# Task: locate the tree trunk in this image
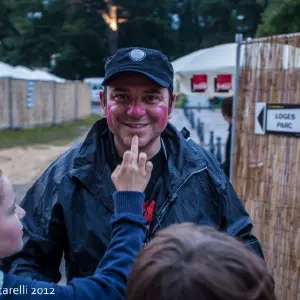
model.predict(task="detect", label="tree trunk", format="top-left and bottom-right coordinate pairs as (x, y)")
top-left (107, 27), bottom-right (118, 55)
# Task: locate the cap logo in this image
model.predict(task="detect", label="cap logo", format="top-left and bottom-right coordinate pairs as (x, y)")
top-left (129, 49), bottom-right (146, 61)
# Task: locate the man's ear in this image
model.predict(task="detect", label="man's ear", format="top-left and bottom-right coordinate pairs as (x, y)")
top-left (168, 93), bottom-right (177, 119)
top-left (99, 90), bottom-right (106, 116)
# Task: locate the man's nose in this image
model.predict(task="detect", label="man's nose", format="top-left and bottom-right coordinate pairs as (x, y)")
top-left (127, 104), bottom-right (146, 118)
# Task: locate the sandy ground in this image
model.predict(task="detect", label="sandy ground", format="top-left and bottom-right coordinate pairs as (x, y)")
top-left (0, 134), bottom-right (87, 205)
top-left (0, 145), bottom-right (69, 204)
top-left (0, 144), bottom-right (70, 185)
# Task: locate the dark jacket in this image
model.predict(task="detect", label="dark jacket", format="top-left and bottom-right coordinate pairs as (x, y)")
top-left (1, 191), bottom-right (146, 299)
top-left (5, 118), bottom-right (264, 283)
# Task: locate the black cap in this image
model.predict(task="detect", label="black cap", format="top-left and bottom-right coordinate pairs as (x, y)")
top-left (102, 47), bottom-right (174, 91)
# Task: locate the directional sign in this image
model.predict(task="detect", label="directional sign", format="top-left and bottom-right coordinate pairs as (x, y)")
top-left (266, 104), bottom-right (300, 136)
top-left (255, 102), bottom-right (266, 135)
top-left (254, 103), bottom-right (300, 136)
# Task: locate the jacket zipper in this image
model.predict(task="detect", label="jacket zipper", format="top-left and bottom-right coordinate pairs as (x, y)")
top-left (146, 165), bottom-right (208, 241)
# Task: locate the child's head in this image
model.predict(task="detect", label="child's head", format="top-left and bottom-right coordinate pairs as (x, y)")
top-left (127, 223), bottom-right (275, 300)
top-left (0, 168), bottom-right (25, 259)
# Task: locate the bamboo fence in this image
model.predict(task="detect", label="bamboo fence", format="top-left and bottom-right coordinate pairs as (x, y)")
top-left (232, 34), bottom-right (300, 300)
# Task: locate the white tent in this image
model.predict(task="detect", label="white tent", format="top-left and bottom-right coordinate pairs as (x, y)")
top-left (172, 48), bottom-right (210, 73)
top-left (31, 69), bottom-right (65, 82)
top-left (176, 43), bottom-right (238, 76)
top-left (0, 62), bottom-right (30, 79)
top-left (0, 62), bottom-right (65, 82)
top-left (173, 43), bottom-right (238, 97)
top-left (14, 66), bottom-right (38, 80)
top-left (173, 42), bottom-right (300, 97)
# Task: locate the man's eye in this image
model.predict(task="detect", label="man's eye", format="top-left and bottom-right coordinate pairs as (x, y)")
top-left (144, 95), bottom-right (159, 102)
top-left (115, 94), bottom-right (129, 101)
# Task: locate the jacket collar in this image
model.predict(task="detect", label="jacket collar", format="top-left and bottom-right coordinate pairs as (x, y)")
top-left (70, 118), bottom-right (207, 206)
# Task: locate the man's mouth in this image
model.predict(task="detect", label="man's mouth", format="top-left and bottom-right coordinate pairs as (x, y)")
top-left (124, 123), bottom-right (148, 128)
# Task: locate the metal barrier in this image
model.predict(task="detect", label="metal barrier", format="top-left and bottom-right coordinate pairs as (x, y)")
top-left (183, 105), bottom-right (224, 163)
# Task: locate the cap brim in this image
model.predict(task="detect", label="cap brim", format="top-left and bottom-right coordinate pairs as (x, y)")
top-left (102, 69), bottom-right (170, 88)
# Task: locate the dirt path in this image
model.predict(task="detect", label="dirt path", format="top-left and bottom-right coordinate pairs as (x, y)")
top-left (0, 136), bottom-right (86, 204)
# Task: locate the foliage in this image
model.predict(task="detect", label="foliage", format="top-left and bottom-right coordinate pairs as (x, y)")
top-left (175, 92), bottom-right (187, 108)
top-left (256, 0), bottom-right (300, 37)
top-left (0, 0), bottom-right (268, 79)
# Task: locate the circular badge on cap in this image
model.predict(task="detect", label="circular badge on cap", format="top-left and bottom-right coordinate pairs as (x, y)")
top-left (129, 49), bottom-right (146, 61)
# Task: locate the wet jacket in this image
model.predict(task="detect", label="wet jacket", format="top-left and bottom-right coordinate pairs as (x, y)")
top-left (5, 118), bottom-right (265, 283)
top-left (1, 191), bottom-right (147, 299)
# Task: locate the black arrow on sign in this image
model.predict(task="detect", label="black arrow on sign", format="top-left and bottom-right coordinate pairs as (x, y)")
top-left (257, 106), bottom-right (265, 131)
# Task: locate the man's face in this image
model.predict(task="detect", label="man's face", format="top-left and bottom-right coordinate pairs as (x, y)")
top-left (100, 72), bottom-right (176, 152)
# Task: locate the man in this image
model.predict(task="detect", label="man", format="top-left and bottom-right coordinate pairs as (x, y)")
top-left (5, 47), bottom-right (264, 283)
top-left (221, 96), bottom-right (233, 177)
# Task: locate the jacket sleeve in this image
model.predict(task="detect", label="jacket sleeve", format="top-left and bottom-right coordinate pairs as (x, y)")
top-left (221, 180), bottom-right (265, 260)
top-left (4, 169), bottom-right (67, 283)
top-left (2, 191), bottom-right (147, 300)
top-left (69, 194), bottom-right (147, 299)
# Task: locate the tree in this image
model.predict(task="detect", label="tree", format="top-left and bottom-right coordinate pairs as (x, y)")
top-left (51, 0), bottom-right (108, 79)
top-left (174, 0), bottom-right (204, 55)
top-left (196, 0), bottom-right (265, 48)
top-left (0, 0), bottom-right (45, 66)
top-left (168, 0), bottom-right (265, 58)
top-left (256, 0), bottom-right (300, 37)
top-left (115, 0), bottom-right (176, 58)
top-left (0, 0), bottom-right (268, 79)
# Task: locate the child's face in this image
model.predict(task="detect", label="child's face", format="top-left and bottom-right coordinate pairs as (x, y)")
top-left (0, 176), bottom-right (26, 258)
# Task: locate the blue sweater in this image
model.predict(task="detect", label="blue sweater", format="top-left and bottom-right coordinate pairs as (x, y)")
top-left (0, 191), bottom-right (147, 299)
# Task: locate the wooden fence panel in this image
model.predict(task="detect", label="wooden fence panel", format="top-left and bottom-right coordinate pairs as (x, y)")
top-left (0, 79), bottom-right (9, 129)
top-left (11, 80), bottom-right (27, 128)
top-left (0, 79), bottom-right (90, 129)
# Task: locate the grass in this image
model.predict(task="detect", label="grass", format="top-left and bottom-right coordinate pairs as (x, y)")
top-left (0, 114), bottom-right (101, 149)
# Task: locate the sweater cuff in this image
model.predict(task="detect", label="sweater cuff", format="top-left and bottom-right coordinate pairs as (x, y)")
top-left (113, 191), bottom-right (145, 217)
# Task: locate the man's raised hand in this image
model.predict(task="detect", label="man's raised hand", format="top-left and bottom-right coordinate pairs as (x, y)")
top-left (111, 135), bottom-right (153, 192)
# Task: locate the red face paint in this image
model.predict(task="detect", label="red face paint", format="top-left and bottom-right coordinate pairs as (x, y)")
top-left (152, 104), bottom-right (169, 131)
top-left (106, 104), bottom-right (116, 127)
top-left (126, 104), bottom-right (146, 118)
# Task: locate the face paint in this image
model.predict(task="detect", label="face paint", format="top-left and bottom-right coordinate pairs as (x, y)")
top-left (152, 104), bottom-right (169, 131)
top-left (106, 104), bottom-right (117, 127)
top-left (126, 104), bottom-right (146, 118)
top-left (104, 73), bottom-right (171, 159)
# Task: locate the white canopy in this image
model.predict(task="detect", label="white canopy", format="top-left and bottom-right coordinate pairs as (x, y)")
top-left (173, 42), bottom-right (300, 96)
top-left (0, 62), bottom-right (28, 79)
top-left (14, 66), bottom-right (38, 80)
top-left (171, 48), bottom-right (210, 73)
top-left (174, 42), bottom-right (300, 75)
top-left (176, 43), bottom-right (238, 75)
top-left (0, 62), bottom-right (65, 82)
top-left (31, 69), bottom-right (65, 82)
